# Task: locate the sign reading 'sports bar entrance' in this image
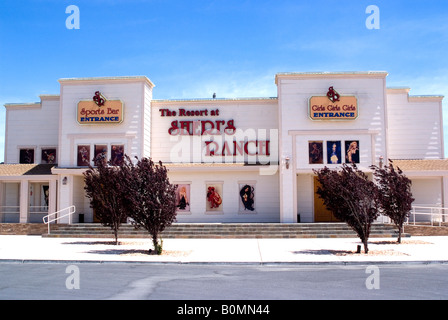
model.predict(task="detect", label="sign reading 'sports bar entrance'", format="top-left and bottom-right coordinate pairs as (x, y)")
top-left (77, 92), bottom-right (124, 124)
top-left (309, 95), bottom-right (358, 121)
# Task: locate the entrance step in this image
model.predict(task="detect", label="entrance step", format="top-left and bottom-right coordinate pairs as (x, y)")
top-left (41, 223), bottom-right (409, 239)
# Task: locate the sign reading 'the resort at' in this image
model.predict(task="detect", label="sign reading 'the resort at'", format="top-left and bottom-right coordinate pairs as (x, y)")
top-left (309, 87), bottom-right (358, 121)
top-left (77, 91), bottom-right (123, 124)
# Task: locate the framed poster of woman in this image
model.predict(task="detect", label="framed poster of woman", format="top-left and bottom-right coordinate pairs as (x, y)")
top-left (345, 140), bottom-right (360, 164)
top-left (206, 183), bottom-right (223, 213)
top-left (327, 141), bottom-right (341, 164)
top-left (308, 141), bottom-right (323, 164)
top-left (175, 184), bottom-right (191, 213)
top-left (239, 183), bottom-right (256, 213)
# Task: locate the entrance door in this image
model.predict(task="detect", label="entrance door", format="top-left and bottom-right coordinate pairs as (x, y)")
top-left (93, 208), bottom-right (100, 223)
top-left (93, 208), bottom-right (127, 223)
top-left (314, 177), bottom-right (339, 222)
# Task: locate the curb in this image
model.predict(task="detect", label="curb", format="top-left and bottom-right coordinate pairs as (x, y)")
top-left (1, 258), bottom-right (448, 266)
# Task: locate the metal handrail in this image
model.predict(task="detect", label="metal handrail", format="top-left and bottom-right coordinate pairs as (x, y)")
top-left (42, 206), bottom-right (76, 234)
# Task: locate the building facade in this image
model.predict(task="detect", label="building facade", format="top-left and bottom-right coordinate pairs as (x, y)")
top-left (1, 72), bottom-right (446, 224)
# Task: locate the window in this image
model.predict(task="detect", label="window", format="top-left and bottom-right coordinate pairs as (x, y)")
top-left (77, 145), bottom-right (90, 166)
top-left (19, 149), bottom-right (34, 164)
top-left (111, 145), bottom-right (124, 166)
top-left (94, 145), bottom-right (107, 165)
top-left (41, 148), bottom-right (57, 164)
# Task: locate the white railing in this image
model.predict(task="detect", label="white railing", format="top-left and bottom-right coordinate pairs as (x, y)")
top-left (29, 206), bottom-right (49, 213)
top-left (0, 206), bottom-right (20, 214)
top-left (406, 206), bottom-right (448, 226)
top-left (1, 206), bottom-right (49, 214)
top-left (42, 206), bottom-right (76, 234)
top-left (0, 206), bottom-right (20, 223)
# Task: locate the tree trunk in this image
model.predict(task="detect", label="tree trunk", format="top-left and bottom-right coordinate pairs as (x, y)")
top-left (150, 233), bottom-right (162, 255)
top-left (363, 237), bottom-right (369, 254)
top-left (114, 229), bottom-right (119, 245)
top-left (152, 236), bottom-right (157, 253)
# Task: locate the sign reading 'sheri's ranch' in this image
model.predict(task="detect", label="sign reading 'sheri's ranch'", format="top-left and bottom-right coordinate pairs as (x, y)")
top-left (309, 87), bottom-right (358, 121)
top-left (77, 91), bottom-right (123, 124)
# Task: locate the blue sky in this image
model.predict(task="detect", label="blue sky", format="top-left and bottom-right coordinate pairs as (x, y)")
top-left (1, 0), bottom-right (448, 161)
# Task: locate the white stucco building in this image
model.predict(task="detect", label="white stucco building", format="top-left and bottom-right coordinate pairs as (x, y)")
top-left (1, 71), bottom-right (446, 224)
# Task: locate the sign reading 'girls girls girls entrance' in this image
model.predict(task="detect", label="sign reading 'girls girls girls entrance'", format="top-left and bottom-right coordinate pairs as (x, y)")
top-left (309, 87), bottom-right (358, 121)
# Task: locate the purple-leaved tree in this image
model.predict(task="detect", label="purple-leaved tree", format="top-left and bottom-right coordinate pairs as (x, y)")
top-left (84, 158), bottom-right (128, 245)
top-left (371, 159), bottom-right (414, 243)
top-left (314, 164), bottom-right (381, 253)
top-left (121, 156), bottom-right (177, 254)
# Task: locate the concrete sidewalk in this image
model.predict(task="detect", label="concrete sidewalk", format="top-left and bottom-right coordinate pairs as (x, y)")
top-left (1, 235), bottom-right (448, 265)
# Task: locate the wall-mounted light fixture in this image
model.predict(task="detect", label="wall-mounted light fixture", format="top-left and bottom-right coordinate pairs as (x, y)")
top-left (285, 156), bottom-right (290, 170)
top-left (62, 177), bottom-right (68, 185)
